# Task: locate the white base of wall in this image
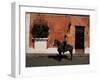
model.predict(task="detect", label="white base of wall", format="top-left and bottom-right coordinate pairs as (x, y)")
top-left (26, 48), bottom-right (76, 54)
top-left (26, 48), bottom-right (89, 54)
top-left (85, 48), bottom-right (90, 54)
top-left (26, 48), bottom-right (57, 54)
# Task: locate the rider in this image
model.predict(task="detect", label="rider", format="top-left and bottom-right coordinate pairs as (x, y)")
top-left (63, 35), bottom-right (68, 51)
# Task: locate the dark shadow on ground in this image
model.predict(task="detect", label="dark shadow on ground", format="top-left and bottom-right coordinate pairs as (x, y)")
top-left (48, 54), bottom-right (72, 61)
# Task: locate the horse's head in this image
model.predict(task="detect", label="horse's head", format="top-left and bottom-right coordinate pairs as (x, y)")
top-left (53, 39), bottom-right (60, 47)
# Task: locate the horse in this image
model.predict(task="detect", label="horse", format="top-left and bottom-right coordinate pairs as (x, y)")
top-left (53, 39), bottom-right (73, 59)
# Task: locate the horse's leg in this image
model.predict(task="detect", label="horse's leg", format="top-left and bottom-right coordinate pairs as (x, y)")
top-left (59, 51), bottom-right (61, 55)
top-left (69, 50), bottom-right (73, 60)
top-left (63, 51), bottom-right (64, 55)
top-left (58, 48), bottom-right (62, 56)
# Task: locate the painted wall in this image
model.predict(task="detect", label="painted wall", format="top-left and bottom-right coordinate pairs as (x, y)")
top-left (28, 13), bottom-right (89, 50)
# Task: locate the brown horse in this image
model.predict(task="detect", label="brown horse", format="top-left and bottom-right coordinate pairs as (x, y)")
top-left (53, 39), bottom-right (73, 59)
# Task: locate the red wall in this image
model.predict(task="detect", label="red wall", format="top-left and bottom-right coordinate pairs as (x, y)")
top-left (28, 13), bottom-right (89, 48)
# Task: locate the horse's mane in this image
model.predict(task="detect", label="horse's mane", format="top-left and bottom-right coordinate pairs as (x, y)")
top-left (56, 40), bottom-right (63, 46)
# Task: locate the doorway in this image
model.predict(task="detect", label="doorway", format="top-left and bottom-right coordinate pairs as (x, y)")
top-left (75, 26), bottom-right (84, 54)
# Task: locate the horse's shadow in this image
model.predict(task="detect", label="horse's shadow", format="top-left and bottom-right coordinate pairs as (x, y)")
top-left (48, 54), bottom-right (72, 62)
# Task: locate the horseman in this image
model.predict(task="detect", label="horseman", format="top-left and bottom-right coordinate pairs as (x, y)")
top-left (63, 35), bottom-right (68, 51)
top-left (53, 36), bottom-right (73, 59)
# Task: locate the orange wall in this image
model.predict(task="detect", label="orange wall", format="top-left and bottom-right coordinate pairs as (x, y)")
top-left (28, 13), bottom-right (89, 48)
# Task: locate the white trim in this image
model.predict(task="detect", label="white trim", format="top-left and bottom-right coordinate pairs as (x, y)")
top-left (11, 2), bottom-right (20, 77)
top-left (25, 13), bottom-right (30, 51)
top-left (26, 48), bottom-right (89, 54)
top-left (17, 2), bottom-right (96, 11)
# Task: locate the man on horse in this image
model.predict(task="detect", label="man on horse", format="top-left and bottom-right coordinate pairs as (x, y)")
top-left (63, 35), bottom-right (68, 51)
top-left (53, 36), bottom-right (73, 59)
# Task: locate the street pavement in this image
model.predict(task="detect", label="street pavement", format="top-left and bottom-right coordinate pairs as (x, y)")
top-left (26, 53), bottom-right (89, 67)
